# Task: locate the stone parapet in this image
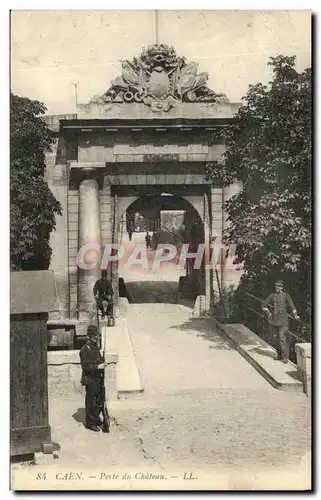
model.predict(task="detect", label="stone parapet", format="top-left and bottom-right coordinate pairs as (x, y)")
top-left (295, 343), bottom-right (311, 397)
top-left (47, 350), bottom-right (118, 401)
top-left (216, 322), bottom-right (303, 392)
top-left (76, 101), bottom-right (240, 120)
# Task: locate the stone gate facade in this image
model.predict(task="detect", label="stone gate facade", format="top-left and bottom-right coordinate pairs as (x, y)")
top-left (44, 44), bottom-right (243, 320)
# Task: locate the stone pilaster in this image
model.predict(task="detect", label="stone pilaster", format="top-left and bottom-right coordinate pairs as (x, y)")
top-left (222, 181), bottom-right (243, 292)
top-left (211, 186), bottom-right (224, 299)
top-left (78, 170), bottom-right (101, 318)
top-left (100, 186), bottom-right (112, 246)
top-left (68, 190), bottom-right (79, 319)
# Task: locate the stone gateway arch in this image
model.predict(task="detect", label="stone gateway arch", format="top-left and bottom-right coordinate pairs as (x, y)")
top-left (44, 44), bottom-right (242, 325)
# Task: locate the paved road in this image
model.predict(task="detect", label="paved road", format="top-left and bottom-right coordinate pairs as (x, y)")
top-left (126, 303), bottom-right (273, 395)
top-left (11, 281), bottom-right (311, 490)
top-left (117, 303), bottom-right (310, 484)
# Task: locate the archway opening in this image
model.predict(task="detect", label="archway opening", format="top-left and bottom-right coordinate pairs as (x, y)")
top-left (117, 194), bottom-right (205, 305)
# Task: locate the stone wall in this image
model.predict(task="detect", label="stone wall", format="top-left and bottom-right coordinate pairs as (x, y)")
top-left (77, 128), bottom-right (225, 165)
top-left (222, 181), bottom-right (243, 291)
top-left (45, 139), bottom-right (69, 318)
top-left (295, 343), bottom-right (311, 397)
top-left (48, 350), bottom-right (118, 401)
top-left (68, 190), bottom-right (79, 318)
top-left (77, 101), bottom-right (240, 120)
top-left (44, 108), bottom-right (241, 319)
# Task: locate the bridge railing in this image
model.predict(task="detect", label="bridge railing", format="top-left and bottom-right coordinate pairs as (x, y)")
top-left (213, 288), bottom-right (311, 362)
top-left (243, 292), bottom-right (311, 362)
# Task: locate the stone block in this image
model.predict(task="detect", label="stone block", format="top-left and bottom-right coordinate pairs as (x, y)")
top-left (101, 213), bottom-right (112, 223)
top-left (100, 195), bottom-right (112, 204)
top-left (68, 265), bottom-right (78, 275)
top-left (68, 230), bottom-right (78, 241)
top-left (101, 231), bottom-right (112, 241)
top-left (100, 202), bottom-right (112, 213)
top-left (68, 192), bottom-right (79, 203)
top-left (211, 222), bottom-right (223, 232)
top-left (68, 247), bottom-right (78, 259)
top-left (67, 213), bottom-right (78, 222)
top-left (68, 203), bottom-right (79, 214)
top-left (192, 295), bottom-right (210, 317)
top-left (211, 193), bottom-right (223, 203)
top-left (69, 257), bottom-right (78, 274)
top-left (68, 239), bottom-right (78, 250)
top-left (211, 187), bottom-right (223, 194)
top-left (69, 273), bottom-right (77, 284)
top-left (212, 202), bottom-right (223, 211)
top-left (68, 221), bottom-right (78, 232)
top-left (105, 352), bottom-right (118, 401)
top-left (118, 297), bottom-right (129, 314)
top-left (295, 343), bottom-right (311, 397)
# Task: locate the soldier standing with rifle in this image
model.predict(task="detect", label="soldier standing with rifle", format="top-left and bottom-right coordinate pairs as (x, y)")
top-left (79, 325), bottom-right (110, 432)
top-left (262, 279), bottom-right (300, 364)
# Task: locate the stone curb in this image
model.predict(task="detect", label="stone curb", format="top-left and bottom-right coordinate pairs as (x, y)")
top-left (102, 320), bottom-right (144, 397)
top-left (214, 320), bottom-right (303, 392)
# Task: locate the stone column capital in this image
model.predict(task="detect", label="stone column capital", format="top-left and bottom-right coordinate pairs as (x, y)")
top-left (82, 166), bottom-right (96, 175)
top-left (79, 167), bottom-right (99, 184)
top-left (69, 162), bottom-right (105, 190)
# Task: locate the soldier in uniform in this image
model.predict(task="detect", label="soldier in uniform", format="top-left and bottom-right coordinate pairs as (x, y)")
top-left (145, 232), bottom-right (152, 249)
top-left (79, 325), bottom-right (105, 432)
top-left (93, 270), bottom-right (114, 321)
top-left (262, 280), bottom-right (300, 363)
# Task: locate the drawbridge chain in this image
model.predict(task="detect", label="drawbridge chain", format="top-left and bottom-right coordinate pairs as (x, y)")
top-left (110, 194), bottom-right (119, 308)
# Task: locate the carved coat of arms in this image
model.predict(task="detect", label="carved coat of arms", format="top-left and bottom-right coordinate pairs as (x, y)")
top-left (91, 45), bottom-right (228, 112)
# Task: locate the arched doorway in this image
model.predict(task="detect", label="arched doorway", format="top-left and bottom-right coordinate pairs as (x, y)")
top-left (115, 193), bottom-right (206, 305)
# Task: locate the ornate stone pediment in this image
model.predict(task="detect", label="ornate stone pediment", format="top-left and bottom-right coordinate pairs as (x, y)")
top-left (90, 44), bottom-right (229, 112)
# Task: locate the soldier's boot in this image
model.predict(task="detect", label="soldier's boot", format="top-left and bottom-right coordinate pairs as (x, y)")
top-left (107, 316), bottom-right (115, 327)
top-left (86, 425), bottom-right (101, 432)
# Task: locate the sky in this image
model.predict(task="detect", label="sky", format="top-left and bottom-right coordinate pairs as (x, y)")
top-left (10, 10), bottom-right (311, 115)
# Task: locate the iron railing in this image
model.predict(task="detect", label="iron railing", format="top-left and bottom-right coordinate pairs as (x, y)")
top-left (244, 292), bottom-right (311, 342)
top-left (243, 292), bottom-right (311, 362)
top-left (213, 289), bottom-right (311, 362)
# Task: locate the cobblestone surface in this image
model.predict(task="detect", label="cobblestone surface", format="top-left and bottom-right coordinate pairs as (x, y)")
top-left (114, 388), bottom-right (311, 471)
top-left (118, 303), bottom-right (311, 472)
top-left (11, 301), bottom-right (311, 490)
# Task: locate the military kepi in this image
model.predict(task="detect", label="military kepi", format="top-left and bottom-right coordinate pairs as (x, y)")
top-left (87, 324), bottom-right (98, 337)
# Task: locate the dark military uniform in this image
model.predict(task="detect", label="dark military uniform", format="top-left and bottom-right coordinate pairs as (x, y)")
top-left (79, 338), bottom-right (104, 429)
top-left (93, 277), bottom-right (114, 318)
top-left (262, 291), bottom-right (297, 360)
top-left (145, 233), bottom-right (151, 249)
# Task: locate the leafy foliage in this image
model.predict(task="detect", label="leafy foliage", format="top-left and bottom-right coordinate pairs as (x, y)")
top-left (10, 93), bottom-right (62, 270)
top-left (206, 55), bottom-right (311, 325)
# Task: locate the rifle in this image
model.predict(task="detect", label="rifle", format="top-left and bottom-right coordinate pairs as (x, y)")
top-left (99, 323), bottom-right (110, 433)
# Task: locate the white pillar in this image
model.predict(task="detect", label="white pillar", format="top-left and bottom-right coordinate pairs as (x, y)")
top-left (78, 171), bottom-right (101, 318)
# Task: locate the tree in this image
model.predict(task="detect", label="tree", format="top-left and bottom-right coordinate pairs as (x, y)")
top-left (10, 93), bottom-right (62, 270)
top-left (206, 55), bottom-right (311, 324)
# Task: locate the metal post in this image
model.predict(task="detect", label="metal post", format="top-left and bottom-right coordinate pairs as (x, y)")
top-left (72, 82), bottom-right (79, 109)
top-left (155, 11), bottom-right (159, 44)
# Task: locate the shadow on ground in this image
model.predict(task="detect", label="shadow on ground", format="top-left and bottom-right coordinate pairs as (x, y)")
top-left (169, 318), bottom-right (234, 350)
top-left (286, 370), bottom-right (302, 382)
top-left (72, 408), bottom-right (85, 425)
top-left (248, 346), bottom-right (276, 358)
top-left (126, 281), bottom-right (179, 303)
